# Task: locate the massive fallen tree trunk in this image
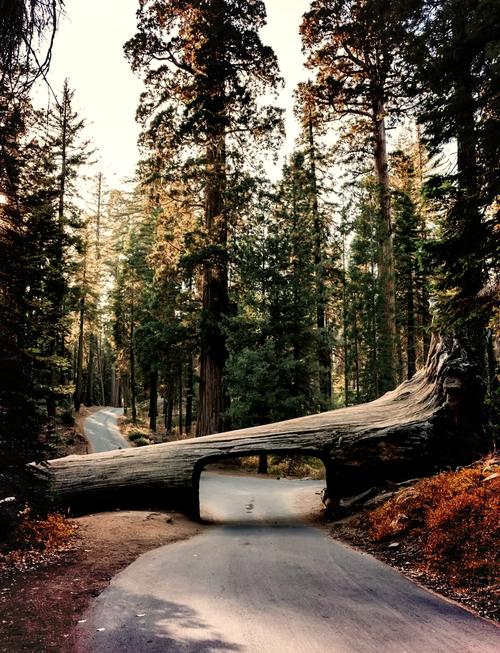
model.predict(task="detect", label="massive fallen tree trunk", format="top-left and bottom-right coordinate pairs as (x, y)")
top-left (32, 336), bottom-right (488, 517)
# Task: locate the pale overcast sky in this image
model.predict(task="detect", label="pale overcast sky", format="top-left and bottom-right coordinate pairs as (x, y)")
top-left (41, 0), bottom-right (311, 184)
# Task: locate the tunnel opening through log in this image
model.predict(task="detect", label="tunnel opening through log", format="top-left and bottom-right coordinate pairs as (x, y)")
top-left (194, 451), bottom-right (330, 523)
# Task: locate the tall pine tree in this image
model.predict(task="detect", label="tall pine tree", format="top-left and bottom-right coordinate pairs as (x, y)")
top-left (301, 0), bottom-right (419, 391)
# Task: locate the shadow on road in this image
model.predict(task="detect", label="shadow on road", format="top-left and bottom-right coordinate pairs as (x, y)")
top-left (77, 592), bottom-right (243, 653)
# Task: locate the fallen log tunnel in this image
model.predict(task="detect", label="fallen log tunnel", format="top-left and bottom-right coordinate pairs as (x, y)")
top-left (32, 336), bottom-right (488, 520)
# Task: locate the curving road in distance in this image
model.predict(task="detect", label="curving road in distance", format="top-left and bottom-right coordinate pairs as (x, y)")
top-left (83, 406), bottom-right (128, 453)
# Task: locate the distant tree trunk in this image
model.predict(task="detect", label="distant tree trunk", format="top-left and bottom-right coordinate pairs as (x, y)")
top-left (95, 173), bottom-right (102, 260)
top-left (149, 369), bottom-right (158, 432)
top-left (343, 335), bottom-right (349, 407)
top-left (47, 350), bottom-right (57, 418)
top-left (178, 366), bottom-right (183, 436)
top-left (85, 334), bottom-right (95, 406)
top-left (307, 102), bottom-right (331, 405)
top-left (406, 268), bottom-right (416, 379)
top-left (374, 101), bottom-right (397, 391)
top-left (258, 454), bottom-right (268, 474)
top-left (353, 313), bottom-right (360, 403)
top-left (396, 321), bottom-right (404, 384)
top-left (166, 397), bottom-right (173, 432)
top-left (110, 364), bottom-right (117, 407)
top-left (369, 209), bottom-right (380, 397)
top-left (197, 132), bottom-right (228, 436)
top-left (130, 322), bottom-right (137, 425)
top-left (72, 342), bottom-right (78, 383)
top-left (164, 377), bottom-right (174, 432)
top-left (74, 294), bottom-right (85, 412)
top-left (185, 357), bottom-right (194, 435)
top-left (122, 373), bottom-right (130, 417)
top-left (48, 86), bottom-right (70, 419)
top-left (98, 337), bottom-right (106, 405)
top-left (421, 283), bottom-right (432, 361)
top-left (342, 239), bottom-right (349, 407)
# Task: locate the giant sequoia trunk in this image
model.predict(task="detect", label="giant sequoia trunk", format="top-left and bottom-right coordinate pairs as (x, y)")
top-left (197, 132), bottom-right (228, 437)
top-left (34, 337), bottom-right (487, 518)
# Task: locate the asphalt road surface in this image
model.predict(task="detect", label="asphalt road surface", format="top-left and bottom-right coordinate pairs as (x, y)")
top-left (76, 473), bottom-right (499, 653)
top-left (84, 407), bottom-right (128, 453)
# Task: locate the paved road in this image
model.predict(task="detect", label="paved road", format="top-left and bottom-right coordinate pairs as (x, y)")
top-left (84, 407), bottom-right (128, 453)
top-left (76, 474), bottom-right (499, 653)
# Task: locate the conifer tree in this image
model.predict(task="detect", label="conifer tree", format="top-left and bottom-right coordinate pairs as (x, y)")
top-left (0, 99), bottom-right (72, 471)
top-left (125, 0), bottom-right (283, 435)
top-left (0, 100), bottom-right (48, 468)
top-left (405, 0), bottom-right (500, 368)
top-left (295, 83), bottom-right (337, 407)
top-left (226, 156), bottom-right (322, 426)
top-left (342, 188), bottom-right (380, 402)
top-left (391, 146), bottom-right (432, 379)
top-left (1, 1), bottom-right (63, 475)
top-left (45, 80), bottom-right (92, 417)
top-left (301, 0), bottom-right (418, 391)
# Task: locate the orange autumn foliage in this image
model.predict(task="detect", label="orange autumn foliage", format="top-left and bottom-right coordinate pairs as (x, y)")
top-left (15, 508), bottom-right (76, 551)
top-left (368, 458), bottom-right (499, 585)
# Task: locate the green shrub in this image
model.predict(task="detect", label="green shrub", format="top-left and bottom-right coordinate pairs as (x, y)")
top-left (128, 430), bottom-right (147, 441)
top-left (134, 436), bottom-right (151, 447)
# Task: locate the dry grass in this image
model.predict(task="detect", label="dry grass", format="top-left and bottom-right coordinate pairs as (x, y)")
top-left (367, 456), bottom-right (500, 587)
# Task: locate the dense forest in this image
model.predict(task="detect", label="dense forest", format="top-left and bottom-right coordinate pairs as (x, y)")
top-left (0, 0), bottom-right (499, 505)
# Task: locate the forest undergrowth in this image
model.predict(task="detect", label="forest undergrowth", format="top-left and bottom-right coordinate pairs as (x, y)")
top-left (329, 455), bottom-right (500, 621)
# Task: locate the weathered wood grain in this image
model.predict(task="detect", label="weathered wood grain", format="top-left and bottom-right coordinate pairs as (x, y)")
top-left (32, 335), bottom-right (487, 517)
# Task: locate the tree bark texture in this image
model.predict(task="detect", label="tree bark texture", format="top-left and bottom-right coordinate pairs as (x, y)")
top-left (73, 294), bottom-right (85, 412)
top-left (185, 358), bottom-right (194, 435)
top-left (129, 318), bottom-right (137, 424)
top-left (35, 336), bottom-right (488, 518)
top-left (121, 373), bottom-right (130, 417)
top-left (149, 370), bottom-right (158, 432)
top-left (197, 133), bottom-right (228, 436)
top-left (85, 334), bottom-right (94, 406)
top-left (97, 340), bottom-right (106, 406)
top-left (178, 365), bottom-right (183, 436)
top-left (110, 365), bottom-right (118, 408)
top-left (164, 383), bottom-right (173, 433)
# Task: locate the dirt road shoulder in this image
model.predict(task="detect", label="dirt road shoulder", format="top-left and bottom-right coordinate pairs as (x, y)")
top-left (0, 510), bottom-right (202, 653)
